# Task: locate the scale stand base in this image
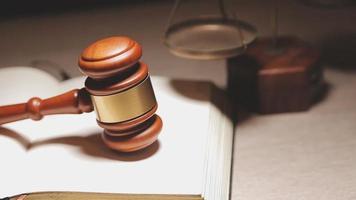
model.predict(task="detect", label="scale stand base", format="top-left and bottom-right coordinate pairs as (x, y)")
top-left (227, 36), bottom-right (325, 114)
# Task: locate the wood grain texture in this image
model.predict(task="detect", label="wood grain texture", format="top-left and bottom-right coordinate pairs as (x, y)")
top-left (0, 88), bottom-right (93, 125)
top-left (78, 36), bottom-right (162, 152)
top-left (0, 36), bottom-right (161, 152)
top-left (227, 36), bottom-right (324, 114)
top-left (79, 36), bottom-right (142, 80)
top-left (102, 114), bottom-right (162, 152)
top-left (85, 62), bottom-right (148, 96)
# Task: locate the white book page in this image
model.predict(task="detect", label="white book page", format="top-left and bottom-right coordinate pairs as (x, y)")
top-left (0, 72), bottom-right (212, 198)
top-left (0, 67), bottom-right (60, 104)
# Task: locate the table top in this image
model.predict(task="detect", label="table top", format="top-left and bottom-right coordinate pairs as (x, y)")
top-left (232, 68), bottom-right (356, 200)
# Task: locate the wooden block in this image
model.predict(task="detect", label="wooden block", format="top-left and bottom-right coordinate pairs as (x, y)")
top-left (227, 36), bottom-right (325, 114)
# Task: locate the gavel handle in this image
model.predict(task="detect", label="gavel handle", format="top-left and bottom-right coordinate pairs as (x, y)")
top-left (0, 88), bottom-right (93, 125)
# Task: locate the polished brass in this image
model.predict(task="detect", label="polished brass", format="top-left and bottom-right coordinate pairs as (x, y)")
top-left (164, 17), bottom-right (257, 60)
top-left (163, 0), bottom-right (257, 60)
top-left (91, 76), bottom-right (156, 123)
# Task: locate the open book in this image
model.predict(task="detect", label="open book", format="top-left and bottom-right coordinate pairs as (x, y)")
top-left (0, 67), bottom-right (234, 200)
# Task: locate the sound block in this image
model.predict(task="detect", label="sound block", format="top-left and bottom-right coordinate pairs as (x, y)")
top-left (227, 36), bottom-right (325, 114)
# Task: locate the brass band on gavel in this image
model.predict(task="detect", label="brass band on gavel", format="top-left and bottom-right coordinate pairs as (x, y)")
top-left (91, 76), bottom-right (157, 123)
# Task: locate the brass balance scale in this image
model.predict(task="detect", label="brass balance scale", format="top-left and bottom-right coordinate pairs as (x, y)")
top-left (163, 0), bottom-right (324, 114)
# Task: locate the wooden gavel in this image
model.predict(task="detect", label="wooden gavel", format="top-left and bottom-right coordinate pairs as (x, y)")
top-left (0, 36), bottom-right (163, 152)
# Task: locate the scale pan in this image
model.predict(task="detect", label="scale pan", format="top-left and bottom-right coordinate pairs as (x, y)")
top-left (164, 17), bottom-right (257, 60)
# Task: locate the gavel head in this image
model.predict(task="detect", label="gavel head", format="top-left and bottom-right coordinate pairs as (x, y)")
top-left (78, 36), bottom-right (162, 152)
